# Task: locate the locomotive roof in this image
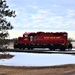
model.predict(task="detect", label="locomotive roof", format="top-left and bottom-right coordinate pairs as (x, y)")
top-left (23, 32), bottom-right (67, 36)
top-left (23, 32), bottom-right (67, 34)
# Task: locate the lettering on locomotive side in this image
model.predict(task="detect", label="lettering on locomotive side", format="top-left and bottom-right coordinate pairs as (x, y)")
top-left (44, 37), bottom-right (61, 39)
top-left (44, 37), bottom-right (50, 39)
top-left (55, 37), bottom-right (60, 39)
top-left (49, 37), bottom-right (55, 39)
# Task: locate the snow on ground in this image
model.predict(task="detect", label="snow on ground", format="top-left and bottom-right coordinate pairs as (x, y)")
top-left (0, 49), bottom-right (75, 66)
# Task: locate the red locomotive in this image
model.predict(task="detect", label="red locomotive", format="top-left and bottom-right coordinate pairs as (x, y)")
top-left (14, 32), bottom-right (72, 51)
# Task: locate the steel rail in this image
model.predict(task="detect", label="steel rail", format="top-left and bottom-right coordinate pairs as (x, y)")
top-left (0, 49), bottom-right (75, 55)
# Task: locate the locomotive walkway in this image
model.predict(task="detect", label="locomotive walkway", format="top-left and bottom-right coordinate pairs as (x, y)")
top-left (0, 48), bottom-right (75, 55)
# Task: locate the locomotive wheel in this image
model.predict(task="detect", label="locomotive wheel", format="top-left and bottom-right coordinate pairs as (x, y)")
top-left (60, 48), bottom-right (66, 51)
top-left (31, 48), bottom-right (33, 50)
top-left (23, 47), bottom-right (25, 50)
top-left (27, 48), bottom-right (30, 50)
top-left (49, 48), bottom-right (54, 51)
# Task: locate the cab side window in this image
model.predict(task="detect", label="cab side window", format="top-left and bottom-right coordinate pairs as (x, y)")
top-left (30, 36), bottom-right (34, 41)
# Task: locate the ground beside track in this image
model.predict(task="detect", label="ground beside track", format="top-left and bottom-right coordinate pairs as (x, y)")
top-left (0, 64), bottom-right (75, 75)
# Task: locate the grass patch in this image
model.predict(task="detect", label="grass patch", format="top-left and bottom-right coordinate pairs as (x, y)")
top-left (0, 54), bottom-right (14, 59)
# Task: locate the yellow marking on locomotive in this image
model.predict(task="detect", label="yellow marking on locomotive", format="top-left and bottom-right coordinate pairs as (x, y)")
top-left (55, 37), bottom-right (60, 39)
top-left (24, 38), bottom-right (28, 40)
top-left (44, 37), bottom-right (49, 39)
top-left (50, 37), bottom-right (55, 39)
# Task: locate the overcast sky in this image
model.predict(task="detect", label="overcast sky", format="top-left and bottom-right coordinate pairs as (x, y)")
top-left (6, 0), bottom-right (75, 39)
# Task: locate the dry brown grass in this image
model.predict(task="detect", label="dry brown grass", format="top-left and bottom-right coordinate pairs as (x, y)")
top-left (0, 64), bottom-right (75, 75)
top-left (0, 54), bottom-right (14, 59)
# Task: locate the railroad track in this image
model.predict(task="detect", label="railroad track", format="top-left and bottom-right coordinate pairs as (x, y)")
top-left (0, 49), bottom-right (75, 55)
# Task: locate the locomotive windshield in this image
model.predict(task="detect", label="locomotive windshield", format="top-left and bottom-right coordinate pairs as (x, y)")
top-left (24, 35), bottom-right (28, 38)
top-left (64, 34), bottom-right (67, 36)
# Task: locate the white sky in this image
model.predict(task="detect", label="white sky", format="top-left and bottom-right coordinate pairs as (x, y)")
top-left (6, 0), bottom-right (75, 39)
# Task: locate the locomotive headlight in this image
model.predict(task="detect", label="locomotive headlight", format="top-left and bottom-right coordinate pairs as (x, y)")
top-left (62, 44), bottom-right (64, 45)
